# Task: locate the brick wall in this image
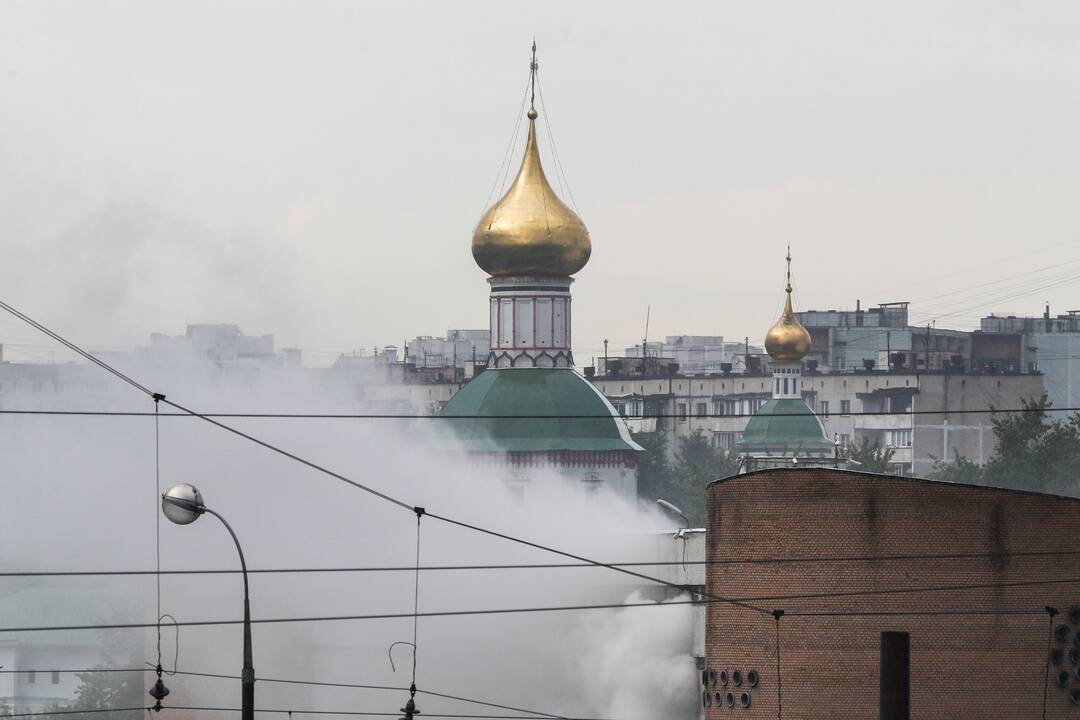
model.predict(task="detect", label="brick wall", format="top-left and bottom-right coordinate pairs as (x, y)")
top-left (703, 467), bottom-right (1080, 719)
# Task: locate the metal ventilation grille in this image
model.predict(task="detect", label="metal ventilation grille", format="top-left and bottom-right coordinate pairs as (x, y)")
top-left (1051, 606), bottom-right (1080, 706)
top-left (700, 665), bottom-right (761, 710)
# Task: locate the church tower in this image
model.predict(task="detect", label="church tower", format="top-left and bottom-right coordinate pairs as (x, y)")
top-left (471, 47), bottom-right (590, 369)
top-left (441, 44), bottom-right (641, 496)
top-left (737, 249), bottom-right (836, 471)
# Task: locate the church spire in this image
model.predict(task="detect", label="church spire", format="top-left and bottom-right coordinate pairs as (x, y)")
top-left (765, 247), bottom-right (811, 364)
top-left (471, 42), bottom-right (591, 278)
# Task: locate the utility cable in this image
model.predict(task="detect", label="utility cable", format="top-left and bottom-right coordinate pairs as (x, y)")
top-left (535, 70), bottom-right (579, 213)
top-left (424, 510), bottom-right (769, 616)
top-left (157, 396), bottom-right (414, 513)
top-left (0, 406), bottom-right (1075, 419)
top-left (0, 300), bottom-right (154, 396)
top-left (5, 547), bottom-right (1080, 577)
top-left (1043, 606), bottom-right (1058, 720)
top-left (773, 609), bottom-right (783, 720)
top-left (153, 396), bottom-right (164, 670)
top-left (412, 510), bottom-right (423, 684)
top-left (1, 575), bottom-right (1076, 634)
top-left (482, 74), bottom-right (531, 213)
top-left (0, 707), bottom-right (596, 720)
top-left (0, 299), bottom-right (764, 616)
top-left (3, 299), bottom-right (1059, 621)
top-left (0, 669), bottom-right (579, 720)
top-left (162, 708), bottom-right (596, 719)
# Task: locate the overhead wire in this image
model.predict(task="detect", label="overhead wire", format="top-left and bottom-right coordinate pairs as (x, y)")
top-left (2, 573), bottom-right (1077, 635)
top-left (535, 68), bottom-right (579, 213)
top-left (8, 545), bottom-right (1080, 578)
top-left (0, 297), bottom-right (768, 617)
top-left (0, 669), bottom-right (573, 720)
top-left (0, 707), bottom-right (599, 720)
top-left (0, 405), bottom-right (1075, 419)
top-left (482, 74), bottom-right (532, 213)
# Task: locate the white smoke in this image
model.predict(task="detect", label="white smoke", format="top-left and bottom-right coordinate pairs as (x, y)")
top-left (0, 361), bottom-right (698, 720)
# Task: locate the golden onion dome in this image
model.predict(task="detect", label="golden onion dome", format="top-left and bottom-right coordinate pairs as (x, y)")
top-left (765, 283), bottom-right (812, 363)
top-left (472, 109), bottom-right (591, 277)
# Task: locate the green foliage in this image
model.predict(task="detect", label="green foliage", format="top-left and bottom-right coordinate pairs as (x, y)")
top-left (34, 628), bottom-right (144, 720)
top-left (634, 429), bottom-right (737, 526)
top-left (847, 439), bottom-right (896, 474)
top-left (929, 395), bottom-right (1080, 495)
top-left (34, 668), bottom-right (144, 720)
top-left (632, 430), bottom-right (675, 503)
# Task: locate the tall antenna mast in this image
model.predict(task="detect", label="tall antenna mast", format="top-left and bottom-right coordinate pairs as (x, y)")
top-left (643, 305), bottom-right (651, 356)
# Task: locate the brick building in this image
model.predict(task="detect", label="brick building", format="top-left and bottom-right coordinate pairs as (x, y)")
top-left (703, 467), bottom-right (1078, 719)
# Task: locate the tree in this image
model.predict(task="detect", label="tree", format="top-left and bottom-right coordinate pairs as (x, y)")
top-left (35, 626), bottom-right (144, 720)
top-left (669, 430), bottom-right (738, 526)
top-left (847, 439), bottom-right (896, 474)
top-left (929, 395), bottom-right (1080, 496)
top-left (634, 429), bottom-right (737, 526)
top-left (35, 668), bottom-right (143, 720)
top-left (632, 430), bottom-right (676, 507)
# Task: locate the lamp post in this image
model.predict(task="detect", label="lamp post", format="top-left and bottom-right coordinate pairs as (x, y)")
top-left (161, 484), bottom-right (254, 720)
top-left (656, 498), bottom-right (690, 529)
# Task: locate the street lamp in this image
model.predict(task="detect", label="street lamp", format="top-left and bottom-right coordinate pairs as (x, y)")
top-left (656, 498), bottom-right (690, 529)
top-left (161, 483), bottom-right (254, 720)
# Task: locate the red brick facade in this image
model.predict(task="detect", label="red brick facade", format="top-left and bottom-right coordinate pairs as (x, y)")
top-left (704, 467), bottom-right (1080, 719)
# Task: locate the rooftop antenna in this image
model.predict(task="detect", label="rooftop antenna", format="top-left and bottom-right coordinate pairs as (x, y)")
top-left (643, 305), bottom-right (651, 358)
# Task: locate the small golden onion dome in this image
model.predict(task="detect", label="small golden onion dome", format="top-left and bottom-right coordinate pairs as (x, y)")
top-left (472, 110), bottom-right (591, 277)
top-left (765, 284), bottom-right (811, 363)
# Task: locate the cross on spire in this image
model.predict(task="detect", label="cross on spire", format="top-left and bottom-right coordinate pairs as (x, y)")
top-left (785, 245), bottom-right (792, 293)
top-left (529, 40), bottom-right (538, 113)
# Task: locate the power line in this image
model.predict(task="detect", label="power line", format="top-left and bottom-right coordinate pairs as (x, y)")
top-left (0, 299), bottom-right (765, 618)
top-left (0, 598), bottom-right (707, 635)
top-left (0, 669), bottom-right (573, 720)
top-left (0, 300), bottom-right (154, 396)
top-left (0, 707), bottom-right (594, 720)
top-left (8, 546), bottom-right (1080, 578)
top-left (783, 608), bottom-right (1045, 618)
top-left (0, 405), bottom-right (1075, 419)
top-left (3, 573), bottom-right (1076, 635)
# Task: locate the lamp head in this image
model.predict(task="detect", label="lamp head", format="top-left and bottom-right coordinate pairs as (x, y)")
top-left (161, 483), bottom-right (206, 525)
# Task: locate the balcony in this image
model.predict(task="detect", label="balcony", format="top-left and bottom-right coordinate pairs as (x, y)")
top-left (853, 413), bottom-right (913, 431)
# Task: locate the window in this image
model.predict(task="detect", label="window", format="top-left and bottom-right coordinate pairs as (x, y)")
top-left (819, 400), bottom-right (830, 415)
top-left (880, 632), bottom-right (910, 720)
top-left (716, 432), bottom-right (737, 450)
top-left (695, 402), bottom-right (708, 417)
top-left (51, 672), bottom-right (60, 685)
top-left (28, 672), bottom-right (35, 684)
top-left (677, 403), bottom-right (687, 421)
top-left (840, 433), bottom-right (851, 449)
top-left (886, 430), bottom-right (912, 448)
top-left (840, 400), bottom-right (851, 415)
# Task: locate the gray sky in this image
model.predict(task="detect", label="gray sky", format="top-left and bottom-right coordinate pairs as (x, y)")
top-left (2, 1), bottom-right (1079, 364)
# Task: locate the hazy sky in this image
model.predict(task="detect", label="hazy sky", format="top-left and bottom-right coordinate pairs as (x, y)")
top-left (2, 1), bottom-right (1079, 364)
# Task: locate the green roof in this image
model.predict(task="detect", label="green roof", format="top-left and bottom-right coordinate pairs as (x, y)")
top-left (737, 398), bottom-right (834, 453)
top-left (440, 368), bottom-right (642, 453)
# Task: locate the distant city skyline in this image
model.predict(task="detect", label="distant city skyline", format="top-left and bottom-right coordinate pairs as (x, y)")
top-left (2, 1), bottom-right (1078, 364)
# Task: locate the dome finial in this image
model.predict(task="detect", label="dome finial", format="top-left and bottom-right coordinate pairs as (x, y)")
top-left (471, 43), bottom-right (591, 277)
top-left (528, 39), bottom-right (539, 120)
top-left (785, 244), bottom-right (792, 293)
top-left (765, 247), bottom-right (811, 363)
